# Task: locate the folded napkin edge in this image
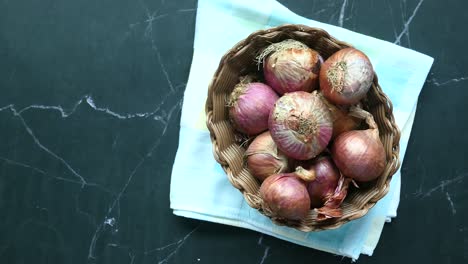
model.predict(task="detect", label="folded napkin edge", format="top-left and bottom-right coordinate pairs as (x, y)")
top-left (173, 209), bottom-right (361, 260)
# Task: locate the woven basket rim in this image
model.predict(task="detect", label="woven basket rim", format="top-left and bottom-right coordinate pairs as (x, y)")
top-left (205, 24), bottom-right (401, 231)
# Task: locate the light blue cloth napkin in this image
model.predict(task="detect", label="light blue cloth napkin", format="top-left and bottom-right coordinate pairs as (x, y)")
top-left (170, 0), bottom-right (433, 259)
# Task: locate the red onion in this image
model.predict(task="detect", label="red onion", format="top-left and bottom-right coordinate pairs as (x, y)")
top-left (331, 107), bottom-right (386, 182)
top-left (260, 167), bottom-right (314, 221)
top-left (302, 156), bottom-right (340, 208)
top-left (245, 131), bottom-right (288, 181)
top-left (269, 91), bottom-right (333, 160)
top-left (259, 39), bottom-right (323, 95)
top-left (228, 77), bottom-right (279, 135)
top-left (315, 175), bottom-right (351, 221)
top-left (319, 48), bottom-right (374, 105)
top-left (317, 92), bottom-right (360, 138)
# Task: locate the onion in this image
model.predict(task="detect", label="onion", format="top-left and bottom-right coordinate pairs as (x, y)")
top-left (258, 39), bottom-right (323, 95)
top-left (302, 156), bottom-right (340, 208)
top-left (269, 91), bottom-right (333, 160)
top-left (319, 48), bottom-right (374, 105)
top-left (317, 92), bottom-right (361, 138)
top-left (294, 155), bottom-right (350, 218)
top-left (315, 175), bottom-right (351, 221)
top-left (245, 131), bottom-right (288, 181)
top-left (331, 107), bottom-right (386, 182)
top-left (260, 167), bottom-right (314, 221)
top-left (228, 77), bottom-right (279, 135)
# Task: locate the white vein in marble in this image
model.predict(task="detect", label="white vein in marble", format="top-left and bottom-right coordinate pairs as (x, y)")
top-left (445, 192), bottom-right (456, 215)
top-left (257, 235), bottom-right (270, 264)
top-left (415, 173), bottom-right (467, 198)
top-left (428, 77), bottom-right (468, 86)
top-left (394, 0), bottom-right (424, 45)
top-left (338, 0), bottom-right (348, 27)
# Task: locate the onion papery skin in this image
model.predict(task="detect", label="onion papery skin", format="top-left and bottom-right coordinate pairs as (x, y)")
top-left (228, 81), bottom-right (279, 135)
top-left (317, 92), bottom-right (360, 138)
top-left (315, 176), bottom-right (351, 221)
top-left (269, 91), bottom-right (333, 160)
top-left (260, 172), bottom-right (311, 221)
top-left (304, 156), bottom-right (340, 208)
top-left (246, 131), bottom-right (288, 181)
top-left (331, 129), bottom-right (386, 182)
top-left (261, 39), bottom-right (323, 95)
top-left (319, 48), bottom-right (374, 105)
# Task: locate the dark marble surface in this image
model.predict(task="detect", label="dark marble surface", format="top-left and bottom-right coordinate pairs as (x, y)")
top-left (0, 0), bottom-right (467, 263)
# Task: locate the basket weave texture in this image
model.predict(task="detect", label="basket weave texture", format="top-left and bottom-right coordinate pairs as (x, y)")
top-left (205, 24), bottom-right (401, 231)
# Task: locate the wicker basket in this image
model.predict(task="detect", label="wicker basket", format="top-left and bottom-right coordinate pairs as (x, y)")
top-left (205, 24), bottom-right (400, 231)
